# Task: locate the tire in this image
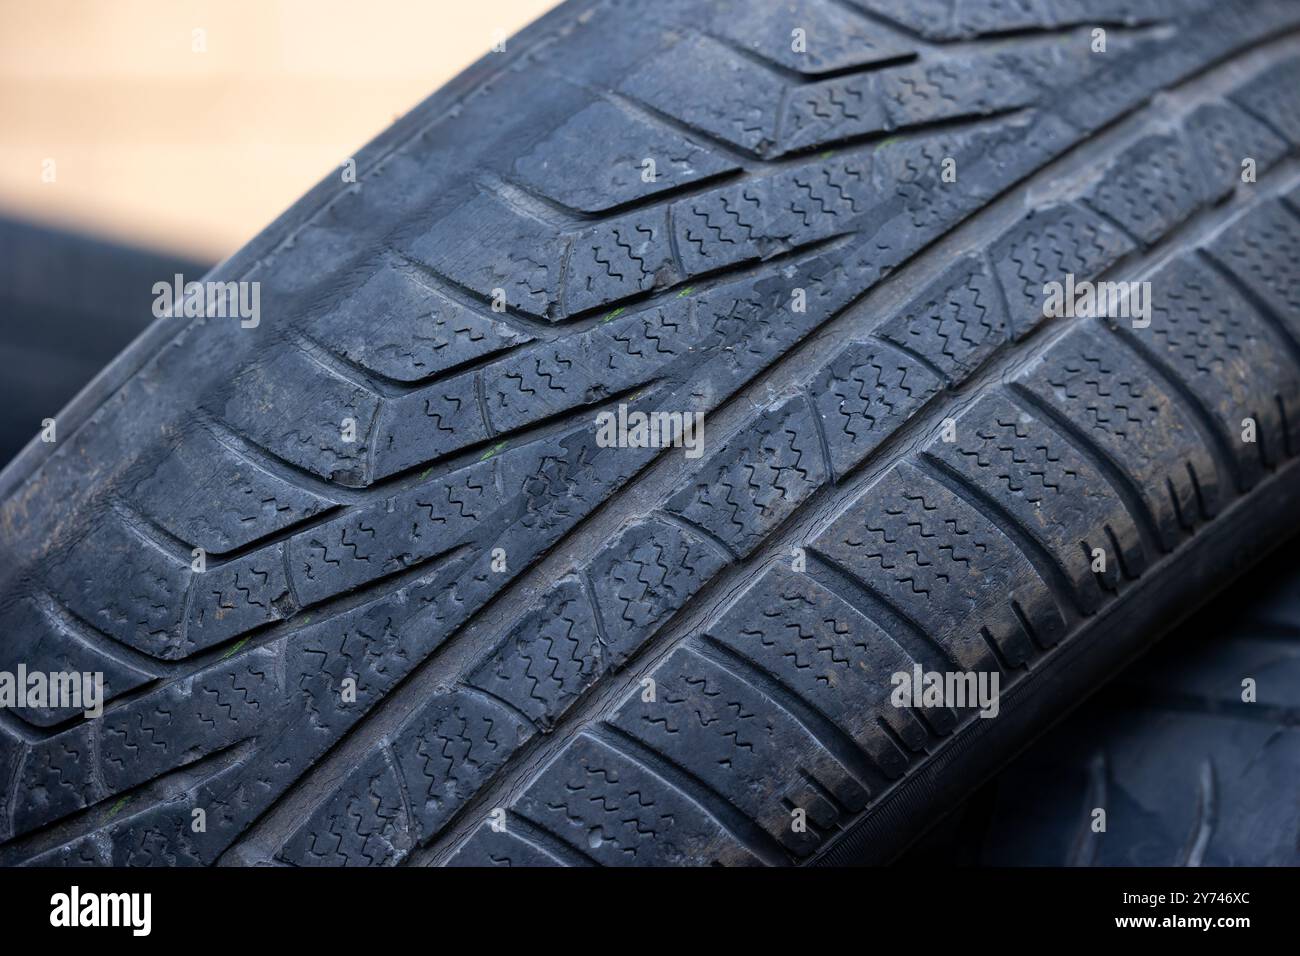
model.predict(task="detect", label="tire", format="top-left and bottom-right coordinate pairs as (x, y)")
top-left (2, 0), bottom-right (1300, 867)
top-left (902, 545), bottom-right (1300, 866)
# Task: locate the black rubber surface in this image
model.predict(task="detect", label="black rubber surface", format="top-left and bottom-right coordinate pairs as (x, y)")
top-left (2, 0), bottom-right (1300, 867)
top-left (903, 541), bottom-right (1300, 866)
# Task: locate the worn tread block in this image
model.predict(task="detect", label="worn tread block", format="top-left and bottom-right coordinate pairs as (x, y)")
top-left (406, 194), bottom-right (567, 320)
top-left (277, 749), bottom-right (412, 866)
top-left (311, 265), bottom-right (533, 383)
top-left (372, 372), bottom-right (486, 480)
top-left (186, 544), bottom-right (292, 651)
top-left (587, 517), bottom-right (729, 667)
top-left (127, 425), bottom-right (338, 555)
top-left (1206, 199), bottom-right (1300, 341)
top-left (879, 55), bottom-right (1034, 131)
top-left (924, 390), bottom-right (1147, 608)
top-left (216, 348), bottom-right (379, 487)
top-left (510, 732), bottom-right (756, 866)
top-left (11, 646), bottom-right (279, 838)
top-left (671, 155), bottom-right (875, 275)
top-left (871, 128), bottom-right (996, 236)
top-left (608, 645), bottom-right (869, 857)
top-left (1185, 101), bottom-right (1288, 203)
top-left (1048, 0), bottom-right (1210, 23)
top-left (704, 563), bottom-right (945, 766)
top-left (990, 202), bottom-right (1136, 339)
top-left (466, 577), bottom-right (604, 730)
top-left (843, 0), bottom-right (960, 40)
top-left (185, 444), bottom-right (534, 648)
top-left (670, 180), bottom-right (783, 275)
top-left (565, 210), bottom-right (679, 314)
top-left (14, 748), bottom-right (255, 867)
top-left (10, 723), bottom-right (97, 838)
top-left (1118, 255), bottom-right (1300, 484)
top-left (99, 647), bottom-right (279, 795)
top-left (387, 688), bottom-right (535, 848)
top-left (285, 458), bottom-right (494, 607)
top-left (710, 0), bottom-right (912, 76)
top-left (954, 0), bottom-right (1046, 34)
top-left (1230, 55), bottom-right (1300, 145)
top-left (512, 100), bottom-right (738, 214)
top-left (876, 253), bottom-right (1010, 384)
top-left (666, 396), bottom-right (826, 557)
top-left (44, 514), bottom-right (191, 661)
top-left (1015, 323), bottom-right (1223, 548)
top-left (778, 75), bottom-right (889, 156)
top-left (1082, 132), bottom-right (1207, 246)
top-left (1058, 30), bottom-right (1203, 133)
top-left (809, 339), bottom-right (944, 478)
top-left (619, 34), bottom-right (785, 155)
top-left (0, 597), bottom-right (154, 726)
top-left (477, 303), bottom-right (700, 440)
top-left (812, 461), bottom-right (1066, 666)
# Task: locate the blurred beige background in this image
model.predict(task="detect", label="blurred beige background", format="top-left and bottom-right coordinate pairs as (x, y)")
top-left (0, 0), bottom-right (558, 261)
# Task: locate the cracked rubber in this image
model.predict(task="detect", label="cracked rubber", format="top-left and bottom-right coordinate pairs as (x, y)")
top-left (2, 0), bottom-right (1300, 867)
